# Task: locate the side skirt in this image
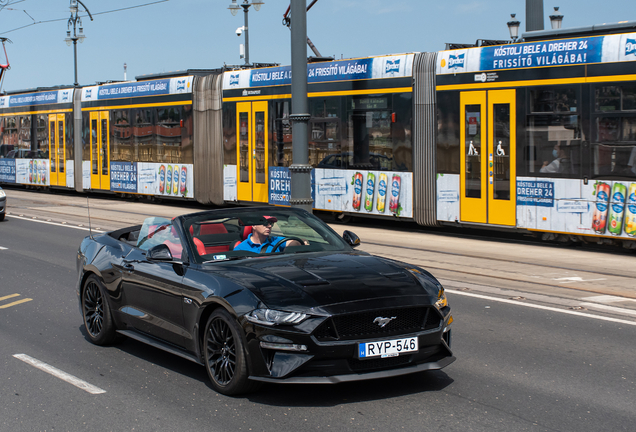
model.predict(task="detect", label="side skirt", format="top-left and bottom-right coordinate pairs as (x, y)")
top-left (116, 329), bottom-right (203, 366)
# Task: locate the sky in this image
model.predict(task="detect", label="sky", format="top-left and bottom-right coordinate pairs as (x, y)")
top-left (0, 0), bottom-right (634, 92)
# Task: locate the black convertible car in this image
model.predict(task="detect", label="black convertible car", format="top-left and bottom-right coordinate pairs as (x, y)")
top-left (76, 207), bottom-right (454, 395)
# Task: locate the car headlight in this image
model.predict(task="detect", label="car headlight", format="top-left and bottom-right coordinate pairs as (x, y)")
top-left (435, 288), bottom-right (448, 309)
top-left (0, 189), bottom-right (5, 198)
top-left (246, 309), bottom-right (308, 326)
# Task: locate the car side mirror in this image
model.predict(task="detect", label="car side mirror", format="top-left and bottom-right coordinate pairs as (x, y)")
top-left (342, 230), bottom-right (361, 248)
top-left (147, 244), bottom-right (174, 261)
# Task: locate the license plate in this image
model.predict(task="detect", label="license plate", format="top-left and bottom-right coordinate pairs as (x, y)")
top-left (358, 337), bottom-right (418, 359)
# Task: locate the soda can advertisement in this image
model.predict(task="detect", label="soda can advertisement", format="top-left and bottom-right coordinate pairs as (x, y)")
top-left (29, 160), bottom-right (33, 183)
top-left (364, 173), bottom-right (375, 212)
top-left (158, 165), bottom-right (165, 193)
top-left (608, 182), bottom-right (627, 235)
top-left (180, 166), bottom-right (187, 194)
top-left (173, 165), bottom-right (179, 195)
top-left (592, 182), bottom-right (610, 234)
top-left (377, 173), bottom-right (388, 213)
top-left (166, 165), bottom-right (173, 195)
top-left (389, 174), bottom-right (401, 214)
top-left (625, 183), bottom-right (636, 237)
top-left (352, 172), bottom-right (363, 211)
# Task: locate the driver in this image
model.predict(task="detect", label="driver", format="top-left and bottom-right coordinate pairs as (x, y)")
top-left (234, 216), bottom-right (303, 253)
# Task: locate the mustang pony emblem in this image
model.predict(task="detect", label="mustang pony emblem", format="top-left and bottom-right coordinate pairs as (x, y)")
top-left (373, 316), bottom-right (397, 328)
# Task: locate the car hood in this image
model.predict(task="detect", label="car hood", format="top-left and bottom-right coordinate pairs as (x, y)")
top-left (209, 252), bottom-right (438, 312)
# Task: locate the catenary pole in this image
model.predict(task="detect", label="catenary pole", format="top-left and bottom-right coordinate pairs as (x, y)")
top-left (289, 0), bottom-right (313, 212)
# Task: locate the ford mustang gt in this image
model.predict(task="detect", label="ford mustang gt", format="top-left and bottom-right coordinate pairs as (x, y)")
top-left (76, 207), bottom-right (454, 395)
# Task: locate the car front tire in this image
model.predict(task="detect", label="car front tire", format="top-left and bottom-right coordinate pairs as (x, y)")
top-left (82, 274), bottom-right (117, 345)
top-left (203, 309), bottom-right (260, 395)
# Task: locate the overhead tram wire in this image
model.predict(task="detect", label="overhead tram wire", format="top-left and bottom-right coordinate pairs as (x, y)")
top-left (0, 0), bottom-right (170, 35)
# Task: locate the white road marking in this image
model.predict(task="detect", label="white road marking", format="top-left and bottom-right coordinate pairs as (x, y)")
top-left (446, 289), bottom-right (636, 327)
top-left (553, 276), bottom-right (606, 283)
top-left (7, 215), bottom-right (104, 233)
top-left (583, 295), bottom-right (636, 304)
top-left (580, 303), bottom-right (636, 317)
top-left (13, 354), bottom-right (106, 395)
top-left (0, 246), bottom-right (7, 250)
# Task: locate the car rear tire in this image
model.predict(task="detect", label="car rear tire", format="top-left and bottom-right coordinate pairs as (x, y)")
top-left (82, 274), bottom-right (117, 345)
top-left (203, 309), bottom-right (260, 395)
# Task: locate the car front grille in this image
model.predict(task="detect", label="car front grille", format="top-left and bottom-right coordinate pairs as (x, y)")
top-left (313, 306), bottom-right (442, 342)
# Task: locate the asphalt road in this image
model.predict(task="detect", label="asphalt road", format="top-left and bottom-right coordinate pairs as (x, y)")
top-left (1, 190), bottom-right (636, 431)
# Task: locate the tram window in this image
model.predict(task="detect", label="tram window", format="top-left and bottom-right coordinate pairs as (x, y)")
top-left (238, 111), bottom-right (249, 182)
top-left (133, 108), bottom-right (156, 162)
top-left (19, 116), bottom-right (32, 151)
top-left (112, 109), bottom-right (132, 162)
top-left (91, 119), bottom-right (98, 175)
top-left (59, 120), bottom-right (65, 173)
top-left (527, 114), bottom-right (581, 176)
top-left (309, 98), bottom-right (342, 168)
top-left (437, 92), bottom-right (460, 174)
top-left (595, 85), bottom-right (636, 112)
top-left (82, 113), bottom-right (91, 162)
top-left (530, 88), bottom-right (577, 113)
top-left (65, 113), bottom-right (73, 160)
top-left (464, 104), bottom-right (482, 198)
top-left (272, 101), bottom-right (291, 167)
top-left (222, 104), bottom-right (237, 165)
top-left (37, 115), bottom-right (48, 159)
top-left (592, 143), bottom-right (636, 178)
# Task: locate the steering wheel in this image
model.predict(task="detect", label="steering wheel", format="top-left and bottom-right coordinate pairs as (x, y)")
top-left (261, 236), bottom-right (305, 254)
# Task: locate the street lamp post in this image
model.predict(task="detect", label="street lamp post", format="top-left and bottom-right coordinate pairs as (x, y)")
top-left (507, 13), bottom-right (521, 42)
top-left (549, 7), bottom-right (564, 30)
top-left (64, 0), bottom-right (93, 87)
top-left (228, 0), bottom-right (264, 66)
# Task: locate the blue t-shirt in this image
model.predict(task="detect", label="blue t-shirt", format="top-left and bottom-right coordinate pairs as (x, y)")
top-left (234, 235), bottom-right (285, 253)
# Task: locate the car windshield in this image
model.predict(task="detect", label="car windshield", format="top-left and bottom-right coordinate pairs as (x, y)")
top-left (137, 217), bottom-right (183, 259)
top-left (179, 208), bottom-right (350, 263)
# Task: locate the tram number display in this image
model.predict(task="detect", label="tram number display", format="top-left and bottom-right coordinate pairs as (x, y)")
top-left (358, 337), bottom-right (418, 359)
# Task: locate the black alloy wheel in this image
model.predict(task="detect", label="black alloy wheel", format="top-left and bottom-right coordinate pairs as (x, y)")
top-left (204, 309), bottom-right (259, 395)
top-left (82, 275), bottom-right (117, 345)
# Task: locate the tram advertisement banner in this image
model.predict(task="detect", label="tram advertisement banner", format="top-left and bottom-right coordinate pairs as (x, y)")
top-left (108, 162), bottom-right (194, 198)
top-left (517, 177), bottom-right (636, 239)
top-left (15, 159), bottom-right (49, 185)
top-left (268, 167), bottom-right (315, 206)
top-left (437, 32), bottom-right (636, 75)
top-left (0, 159), bottom-right (16, 183)
top-left (313, 169), bottom-right (413, 218)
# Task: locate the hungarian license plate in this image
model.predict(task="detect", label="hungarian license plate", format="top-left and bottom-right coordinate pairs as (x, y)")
top-left (358, 337), bottom-right (418, 359)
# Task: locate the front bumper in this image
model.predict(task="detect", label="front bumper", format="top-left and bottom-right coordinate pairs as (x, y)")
top-left (244, 306), bottom-right (454, 384)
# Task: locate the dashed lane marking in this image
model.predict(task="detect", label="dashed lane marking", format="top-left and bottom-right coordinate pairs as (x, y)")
top-left (0, 294), bottom-right (33, 309)
top-left (0, 246), bottom-right (7, 250)
top-left (13, 354), bottom-right (106, 395)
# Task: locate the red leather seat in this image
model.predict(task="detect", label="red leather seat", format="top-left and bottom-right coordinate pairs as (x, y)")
top-left (191, 222), bottom-right (231, 255)
top-left (233, 225), bottom-right (253, 249)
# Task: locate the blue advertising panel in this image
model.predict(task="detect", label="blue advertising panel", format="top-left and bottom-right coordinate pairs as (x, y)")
top-left (97, 79), bottom-right (171, 100)
top-left (8, 91), bottom-right (59, 107)
top-left (268, 167), bottom-right (315, 206)
top-left (0, 159), bottom-right (16, 183)
top-left (251, 58), bottom-right (374, 87)
top-left (110, 162), bottom-right (138, 193)
top-left (480, 36), bottom-right (603, 71)
top-left (517, 180), bottom-right (554, 207)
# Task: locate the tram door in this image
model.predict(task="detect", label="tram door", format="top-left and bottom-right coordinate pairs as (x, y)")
top-left (459, 89), bottom-right (516, 226)
top-left (90, 111), bottom-right (110, 190)
top-left (48, 114), bottom-right (66, 187)
top-left (236, 101), bottom-right (269, 202)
